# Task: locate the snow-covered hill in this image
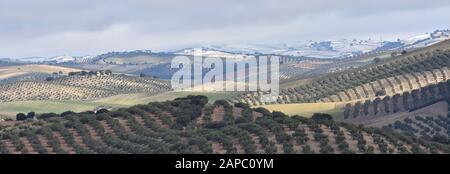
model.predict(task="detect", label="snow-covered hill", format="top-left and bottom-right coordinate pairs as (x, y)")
top-left (403, 30), bottom-right (450, 49)
top-left (47, 55), bottom-right (96, 63)
top-left (12, 30), bottom-right (450, 62)
top-left (176, 30), bottom-right (450, 59)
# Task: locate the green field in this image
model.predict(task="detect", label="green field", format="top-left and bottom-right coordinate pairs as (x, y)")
top-left (95, 91), bottom-right (235, 105)
top-left (259, 103), bottom-right (344, 120)
top-left (0, 100), bottom-right (119, 119)
top-left (0, 91), bottom-right (236, 119)
top-left (0, 93), bottom-right (343, 120)
top-left (357, 52), bottom-right (392, 63)
top-left (0, 90), bottom-right (344, 121)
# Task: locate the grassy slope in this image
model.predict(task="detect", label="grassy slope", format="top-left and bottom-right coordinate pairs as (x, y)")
top-left (0, 64), bottom-right (82, 80)
top-left (0, 100), bottom-right (118, 119)
top-left (0, 91), bottom-right (235, 119)
top-left (16, 64), bottom-right (81, 74)
top-left (259, 102), bottom-right (345, 120)
top-left (95, 91), bottom-right (236, 105)
top-left (279, 40), bottom-right (450, 92)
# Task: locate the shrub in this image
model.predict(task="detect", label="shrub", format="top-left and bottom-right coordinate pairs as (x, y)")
top-left (96, 109), bottom-right (109, 115)
top-left (61, 111), bottom-right (75, 117)
top-left (16, 113), bottom-right (27, 121)
top-left (27, 112), bottom-right (36, 119)
top-left (311, 113), bottom-right (333, 123)
top-left (234, 103), bottom-right (250, 108)
top-left (38, 113), bottom-right (60, 119)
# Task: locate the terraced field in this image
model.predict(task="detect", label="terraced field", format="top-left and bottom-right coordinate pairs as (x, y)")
top-left (95, 91), bottom-right (236, 105)
top-left (279, 60), bottom-right (332, 80)
top-left (0, 100), bottom-right (121, 119)
top-left (343, 80), bottom-right (449, 119)
top-left (257, 103), bottom-right (344, 118)
top-left (0, 72), bottom-right (61, 84)
top-left (0, 64), bottom-right (80, 80)
top-left (384, 115), bottom-right (450, 140)
top-left (322, 67), bottom-right (450, 102)
top-left (0, 96), bottom-right (447, 154)
top-left (0, 74), bottom-right (171, 103)
top-left (0, 91), bottom-right (238, 120)
top-left (232, 40), bottom-right (450, 106)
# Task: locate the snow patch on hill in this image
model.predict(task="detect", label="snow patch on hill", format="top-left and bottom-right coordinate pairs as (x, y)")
top-left (176, 30), bottom-right (450, 59)
top-left (13, 30), bottom-right (450, 62)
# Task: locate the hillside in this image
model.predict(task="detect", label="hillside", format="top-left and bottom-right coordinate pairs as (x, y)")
top-left (0, 64), bottom-right (81, 82)
top-left (0, 73), bottom-right (170, 103)
top-left (340, 80), bottom-right (450, 142)
top-left (186, 30), bottom-right (450, 59)
top-left (53, 51), bottom-right (176, 80)
top-left (0, 96), bottom-right (448, 154)
top-left (233, 39), bottom-right (450, 106)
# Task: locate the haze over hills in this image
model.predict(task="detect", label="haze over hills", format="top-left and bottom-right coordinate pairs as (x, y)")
top-left (1, 27), bottom-right (450, 154)
top-left (1, 95), bottom-right (448, 154)
top-left (4, 0), bottom-right (450, 158)
top-left (180, 29), bottom-right (450, 58)
top-left (2, 29), bottom-right (448, 63)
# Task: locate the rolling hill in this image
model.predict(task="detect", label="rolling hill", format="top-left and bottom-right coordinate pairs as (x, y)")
top-left (0, 70), bottom-right (172, 118)
top-left (0, 73), bottom-right (170, 103)
top-left (185, 30), bottom-right (450, 59)
top-left (0, 95), bottom-right (448, 154)
top-left (0, 64), bottom-right (81, 81)
top-left (233, 39), bottom-right (450, 106)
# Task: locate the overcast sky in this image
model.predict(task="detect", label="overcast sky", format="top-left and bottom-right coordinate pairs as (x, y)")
top-left (1, 0), bottom-right (450, 58)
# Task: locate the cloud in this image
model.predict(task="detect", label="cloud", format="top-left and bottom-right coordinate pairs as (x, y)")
top-left (1, 0), bottom-right (450, 57)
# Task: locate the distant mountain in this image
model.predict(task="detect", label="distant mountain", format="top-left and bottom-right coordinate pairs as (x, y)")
top-left (16, 56), bottom-right (48, 63)
top-left (174, 47), bottom-right (248, 58)
top-left (14, 55), bottom-right (95, 64)
top-left (403, 29), bottom-right (450, 49)
top-left (89, 50), bottom-right (173, 64)
top-left (47, 55), bottom-right (96, 63)
top-left (0, 95), bottom-right (447, 154)
top-left (14, 50), bottom-right (170, 64)
top-left (11, 30), bottom-right (450, 62)
top-left (177, 29), bottom-right (450, 59)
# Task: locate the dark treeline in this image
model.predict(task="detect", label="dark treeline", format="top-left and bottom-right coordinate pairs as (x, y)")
top-left (344, 79), bottom-right (450, 119)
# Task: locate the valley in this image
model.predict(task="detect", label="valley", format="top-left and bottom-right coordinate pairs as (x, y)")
top-left (1, 30), bottom-right (450, 154)
top-left (0, 95), bottom-right (448, 154)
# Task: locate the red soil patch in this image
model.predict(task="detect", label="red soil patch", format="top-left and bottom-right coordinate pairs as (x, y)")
top-left (1, 139), bottom-right (21, 154)
top-left (116, 118), bottom-right (132, 132)
top-left (249, 133), bottom-right (266, 154)
top-left (52, 132), bottom-right (76, 154)
top-left (67, 128), bottom-right (89, 150)
top-left (338, 127), bottom-right (360, 153)
top-left (361, 132), bottom-right (381, 153)
top-left (231, 138), bottom-right (245, 154)
top-left (99, 121), bottom-right (116, 137)
top-left (0, 121), bottom-right (19, 127)
top-left (37, 135), bottom-right (55, 154)
top-left (162, 111), bottom-right (176, 122)
top-left (211, 106), bottom-right (225, 122)
top-left (134, 115), bottom-right (146, 126)
top-left (20, 137), bottom-right (38, 154)
top-left (252, 111), bottom-right (263, 121)
top-left (85, 125), bottom-right (103, 141)
top-left (146, 113), bottom-right (170, 129)
top-left (211, 142), bottom-right (227, 154)
top-left (282, 126), bottom-right (302, 153)
top-left (264, 128), bottom-right (284, 154)
top-left (320, 125), bottom-right (341, 154)
top-left (232, 107), bottom-right (243, 118)
top-left (303, 126), bottom-right (321, 153)
top-left (196, 112), bottom-right (206, 125)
